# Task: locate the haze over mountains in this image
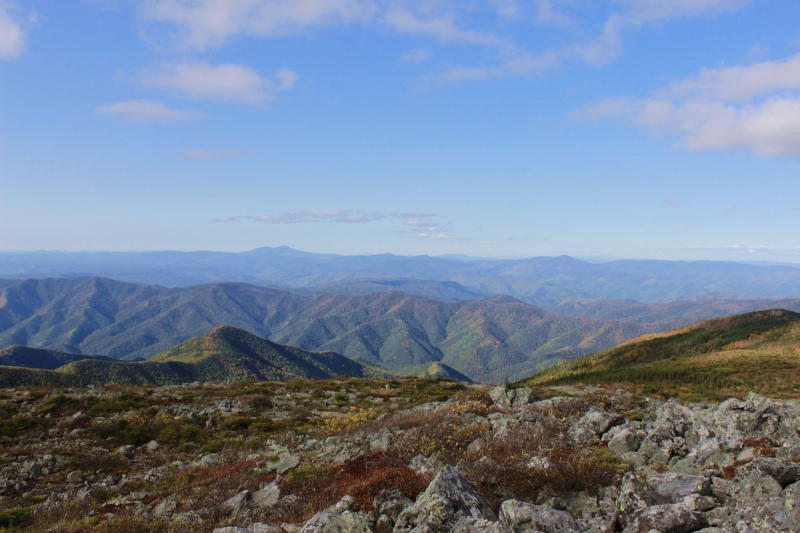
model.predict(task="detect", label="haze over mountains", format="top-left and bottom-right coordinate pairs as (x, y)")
top-left (4, 247), bottom-right (800, 307)
top-left (3, 275), bottom-right (800, 382)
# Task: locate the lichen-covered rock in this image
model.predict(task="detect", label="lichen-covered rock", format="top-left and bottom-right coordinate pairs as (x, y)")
top-left (499, 499), bottom-right (582, 532)
top-left (252, 482), bottom-right (281, 509)
top-left (570, 410), bottom-right (624, 444)
top-left (374, 489), bottom-right (413, 533)
top-left (734, 457), bottom-right (799, 488)
top-left (622, 503), bottom-right (705, 533)
top-left (393, 465), bottom-right (496, 532)
top-left (301, 495), bottom-right (372, 533)
top-left (213, 524), bottom-right (282, 533)
top-left (152, 493), bottom-right (180, 518)
top-left (451, 516), bottom-right (504, 532)
top-left (270, 451), bottom-right (301, 474)
top-left (724, 473), bottom-right (800, 531)
top-left (489, 385), bottom-right (534, 408)
top-left (223, 490), bottom-right (250, 513)
top-left (645, 472), bottom-right (711, 505)
top-left (606, 426), bottom-right (643, 455)
top-left (409, 454), bottom-right (445, 476)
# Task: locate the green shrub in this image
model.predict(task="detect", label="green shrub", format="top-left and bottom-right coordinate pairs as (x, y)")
top-left (41, 394), bottom-right (82, 414)
top-left (220, 416), bottom-right (253, 431)
top-left (92, 417), bottom-right (157, 446)
top-left (0, 507), bottom-right (32, 528)
top-left (158, 423), bottom-right (203, 448)
top-left (0, 414), bottom-right (38, 437)
top-left (86, 393), bottom-right (155, 416)
top-left (200, 439), bottom-right (226, 454)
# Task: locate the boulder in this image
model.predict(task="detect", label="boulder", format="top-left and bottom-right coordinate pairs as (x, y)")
top-left (300, 495), bottom-right (372, 533)
top-left (735, 457), bottom-right (799, 488)
top-left (222, 490), bottom-right (250, 513)
top-left (623, 503), bottom-right (705, 533)
top-left (499, 499), bottom-right (582, 532)
top-left (489, 385), bottom-right (535, 408)
top-left (374, 489), bottom-right (412, 533)
top-left (271, 451), bottom-right (301, 474)
top-left (393, 465), bottom-right (496, 532)
top-left (570, 410), bottom-right (624, 445)
top-left (252, 482), bottom-right (281, 509)
top-left (645, 472), bottom-right (711, 505)
top-left (152, 494), bottom-right (180, 518)
top-left (606, 427), bottom-right (643, 455)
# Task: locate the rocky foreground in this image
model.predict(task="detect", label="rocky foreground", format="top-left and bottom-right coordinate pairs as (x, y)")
top-left (2, 379), bottom-right (800, 532)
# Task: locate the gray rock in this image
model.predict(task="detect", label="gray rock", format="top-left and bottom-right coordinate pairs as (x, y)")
top-left (500, 499), bottom-right (581, 532)
top-left (607, 427), bottom-right (643, 455)
top-left (153, 494), bottom-right (180, 518)
top-left (725, 473), bottom-right (800, 531)
top-left (489, 385), bottom-right (534, 408)
top-left (645, 472), bottom-right (711, 505)
top-left (370, 429), bottom-right (395, 451)
top-left (300, 495), bottom-right (372, 533)
top-left (570, 410), bottom-right (624, 444)
top-left (271, 451), bottom-right (301, 474)
top-left (451, 516), bottom-right (504, 532)
top-left (394, 465), bottom-right (496, 532)
top-left (223, 490), bottom-right (250, 513)
top-left (194, 453), bottom-right (221, 467)
top-left (409, 454), bottom-right (445, 476)
top-left (374, 489), bottom-right (413, 533)
top-left (623, 503), bottom-right (705, 533)
top-left (213, 525), bottom-right (282, 533)
top-left (252, 482), bottom-right (280, 509)
top-left (735, 457), bottom-right (800, 488)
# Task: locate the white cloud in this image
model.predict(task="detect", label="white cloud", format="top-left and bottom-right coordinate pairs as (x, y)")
top-left (97, 100), bottom-right (208, 123)
top-left (620, 0), bottom-right (749, 25)
top-left (491, 0), bottom-right (520, 20)
top-left (133, 0), bottom-right (752, 89)
top-left (0, 0), bottom-right (29, 59)
top-left (141, 62), bottom-right (297, 105)
top-left (139, 0), bottom-right (376, 50)
top-left (215, 210), bottom-right (450, 235)
top-left (571, 0), bottom-right (750, 68)
top-left (576, 53), bottom-right (800, 157)
top-left (216, 210), bottom-right (388, 224)
top-left (399, 218), bottom-right (452, 237)
top-left (665, 53), bottom-right (800, 102)
top-left (383, 7), bottom-right (503, 46)
top-left (533, 0), bottom-right (574, 28)
top-left (422, 0), bottom-right (750, 85)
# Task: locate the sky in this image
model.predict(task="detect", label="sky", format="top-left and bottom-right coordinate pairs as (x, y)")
top-left (1, 0), bottom-right (800, 261)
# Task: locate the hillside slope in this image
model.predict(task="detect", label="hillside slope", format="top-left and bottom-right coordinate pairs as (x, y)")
top-left (0, 326), bottom-right (384, 387)
top-left (521, 309), bottom-right (800, 399)
top-left (0, 345), bottom-right (112, 369)
top-left (0, 278), bottom-right (647, 382)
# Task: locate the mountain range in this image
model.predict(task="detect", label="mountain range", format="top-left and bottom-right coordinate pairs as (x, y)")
top-left (522, 309), bottom-right (800, 399)
top-left (0, 326), bottom-right (393, 387)
top-left (0, 277), bottom-right (650, 382)
top-left (4, 247), bottom-right (800, 307)
top-left (4, 276), bottom-right (800, 382)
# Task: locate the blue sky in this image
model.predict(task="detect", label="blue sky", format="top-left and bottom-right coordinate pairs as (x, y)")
top-left (1, 0), bottom-right (800, 260)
